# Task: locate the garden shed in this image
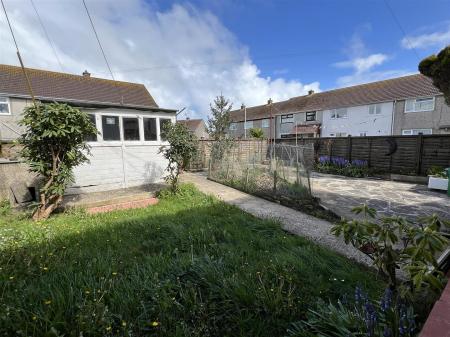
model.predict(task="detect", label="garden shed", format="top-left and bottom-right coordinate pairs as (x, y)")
top-left (0, 64), bottom-right (176, 194)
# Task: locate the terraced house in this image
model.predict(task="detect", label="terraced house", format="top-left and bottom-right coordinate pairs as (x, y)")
top-left (228, 74), bottom-right (450, 139)
top-left (0, 64), bottom-right (176, 193)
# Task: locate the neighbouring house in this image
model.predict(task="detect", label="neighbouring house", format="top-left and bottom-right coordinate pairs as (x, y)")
top-left (177, 118), bottom-right (209, 139)
top-left (228, 74), bottom-right (450, 138)
top-left (0, 64), bottom-right (176, 194)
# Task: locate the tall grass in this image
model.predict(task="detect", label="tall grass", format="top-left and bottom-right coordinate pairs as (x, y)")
top-left (0, 184), bottom-right (383, 336)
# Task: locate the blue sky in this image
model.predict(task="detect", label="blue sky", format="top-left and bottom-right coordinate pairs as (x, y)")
top-left (153, 0), bottom-right (450, 91)
top-left (1, 0), bottom-right (449, 116)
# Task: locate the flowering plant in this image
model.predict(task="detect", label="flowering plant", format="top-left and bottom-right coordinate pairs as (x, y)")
top-left (316, 156), bottom-right (369, 177)
top-left (287, 287), bottom-right (417, 337)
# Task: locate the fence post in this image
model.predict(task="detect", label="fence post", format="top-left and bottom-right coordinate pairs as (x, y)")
top-left (415, 134), bottom-right (424, 175)
top-left (245, 166), bottom-right (250, 190)
top-left (208, 158), bottom-right (212, 177)
top-left (347, 136), bottom-right (352, 162)
top-left (368, 138), bottom-right (372, 168)
top-left (273, 169), bottom-right (277, 194)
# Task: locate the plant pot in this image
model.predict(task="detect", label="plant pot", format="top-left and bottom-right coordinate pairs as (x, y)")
top-left (428, 176), bottom-right (449, 191)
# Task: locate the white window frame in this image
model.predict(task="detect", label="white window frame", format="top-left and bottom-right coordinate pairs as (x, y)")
top-left (330, 108), bottom-right (348, 119)
top-left (280, 114), bottom-right (294, 124)
top-left (89, 112), bottom-right (174, 146)
top-left (404, 97), bottom-right (435, 113)
top-left (402, 129), bottom-right (432, 136)
top-left (229, 123), bottom-right (237, 130)
top-left (261, 119), bottom-right (270, 128)
top-left (368, 104), bottom-right (382, 115)
top-left (0, 97), bottom-right (11, 115)
top-left (244, 121), bottom-right (253, 129)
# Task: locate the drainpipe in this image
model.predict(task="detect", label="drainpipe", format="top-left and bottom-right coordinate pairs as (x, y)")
top-left (242, 104), bottom-right (247, 139)
top-left (391, 100), bottom-right (396, 135)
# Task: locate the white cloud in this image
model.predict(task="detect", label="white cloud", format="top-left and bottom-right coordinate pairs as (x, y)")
top-left (0, 0), bottom-right (319, 118)
top-left (401, 27), bottom-right (450, 50)
top-left (335, 54), bottom-right (389, 74)
top-left (334, 33), bottom-right (409, 87)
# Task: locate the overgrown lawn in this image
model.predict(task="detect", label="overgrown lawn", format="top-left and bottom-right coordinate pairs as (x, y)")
top-left (0, 184), bottom-right (383, 336)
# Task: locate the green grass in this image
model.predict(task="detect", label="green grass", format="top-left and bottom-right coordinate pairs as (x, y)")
top-left (0, 184), bottom-right (383, 336)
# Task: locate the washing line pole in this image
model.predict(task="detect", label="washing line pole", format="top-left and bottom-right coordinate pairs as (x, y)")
top-left (1, 0), bottom-right (38, 108)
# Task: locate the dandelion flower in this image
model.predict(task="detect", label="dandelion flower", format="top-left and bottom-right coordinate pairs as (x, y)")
top-left (106, 326), bottom-right (112, 331)
top-left (43, 267), bottom-right (49, 271)
top-left (9, 276), bottom-right (14, 280)
top-left (112, 272), bottom-right (117, 276)
top-left (32, 316), bottom-right (37, 321)
top-left (122, 321), bottom-right (126, 327)
top-left (151, 321), bottom-right (159, 327)
top-left (44, 300), bottom-right (52, 305)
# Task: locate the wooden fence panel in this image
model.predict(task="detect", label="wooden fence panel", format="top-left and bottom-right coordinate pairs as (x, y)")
top-left (277, 134), bottom-right (450, 176)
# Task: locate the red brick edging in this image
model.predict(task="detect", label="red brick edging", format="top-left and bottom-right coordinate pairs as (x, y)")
top-left (420, 278), bottom-right (450, 337)
top-left (86, 197), bottom-right (159, 214)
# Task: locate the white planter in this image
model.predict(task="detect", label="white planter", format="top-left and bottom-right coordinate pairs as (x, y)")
top-left (428, 176), bottom-right (449, 191)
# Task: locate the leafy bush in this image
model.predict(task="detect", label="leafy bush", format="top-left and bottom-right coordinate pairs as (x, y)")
top-left (0, 199), bottom-right (11, 216)
top-left (18, 103), bottom-right (97, 220)
top-left (419, 45), bottom-right (450, 105)
top-left (159, 122), bottom-right (198, 192)
top-left (316, 156), bottom-right (370, 178)
top-left (287, 287), bottom-right (417, 337)
top-left (427, 166), bottom-right (448, 178)
top-left (249, 127), bottom-right (264, 139)
top-left (331, 205), bottom-right (449, 295)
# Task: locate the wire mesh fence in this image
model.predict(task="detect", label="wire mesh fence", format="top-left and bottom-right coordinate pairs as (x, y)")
top-left (208, 141), bottom-right (315, 202)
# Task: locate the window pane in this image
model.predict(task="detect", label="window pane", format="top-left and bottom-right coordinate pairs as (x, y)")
top-left (123, 117), bottom-right (140, 141)
top-left (102, 115), bottom-right (120, 141)
top-left (369, 105), bottom-right (374, 114)
top-left (405, 100), bottom-right (414, 112)
top-left (306, 112), bottom-right (316, 121)
top-left (159, 118), bottom-right (172, 141)
top-left (144, 118), bottom-right (157, 141)
top-left (376, 104), bottom-right (381, 114)
top-left (244, 121), bottom-right (253, 129)
top-left (262, 119), bottom-right (269, 128)
top-left (86, 114), bottom-right (97, 142)
top-left (230, 123), bottom-right (237, 130)
top-left (0, 103), bottom-right (9, 114)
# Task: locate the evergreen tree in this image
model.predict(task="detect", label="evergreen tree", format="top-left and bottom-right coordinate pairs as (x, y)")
top-left (419, 45), bottom-right (450, 104)
top-left (207, 95), bottom-right (232, 140)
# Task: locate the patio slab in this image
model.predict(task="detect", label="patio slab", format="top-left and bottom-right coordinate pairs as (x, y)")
top-left (310, 173), bottom-right (450, 222)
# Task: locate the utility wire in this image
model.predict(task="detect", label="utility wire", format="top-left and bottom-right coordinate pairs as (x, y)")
top-left (0, 0), bottom-right (38, 107)
top-left (383, 0), bottom-right (420, 60)
top-left (82, 0), bottom-right (114, 80)
top-left (30, 0), bottom-right (63, 71)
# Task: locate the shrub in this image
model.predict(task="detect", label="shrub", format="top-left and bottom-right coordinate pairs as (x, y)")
top-left (316, 156), bottom-right (370, 178)
top-left (249, 127), bottom-right (264, 139)
top-left (18, 103), bottom-right (97, 220)
top-left (159, 122), bottom-right (198, 193)
top-left (287, 287), bottom-right (417, 337)
top-left (331, 205), bottom-right (449, 295)
top-left (427, 166), bottom-right (448, 178)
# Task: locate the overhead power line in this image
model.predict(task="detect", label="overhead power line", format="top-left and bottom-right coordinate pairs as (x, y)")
top-left (82, 0), bottom-right (115, 80)
top-left (0, 0), bottom-right (38, 107)
top-left (30, 0), bottom-right (64, 71)
top-left (383, 0), bottom-right (420, 60)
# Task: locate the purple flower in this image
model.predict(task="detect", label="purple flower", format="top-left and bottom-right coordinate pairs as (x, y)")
top-left (381, 288), bottom-right (392, 312)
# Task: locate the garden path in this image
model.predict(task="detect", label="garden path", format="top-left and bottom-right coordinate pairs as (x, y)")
top-left (181, 172), bottom-right (372, 266)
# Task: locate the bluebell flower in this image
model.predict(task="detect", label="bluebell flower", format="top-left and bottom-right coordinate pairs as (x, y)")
top-left (380, 288), bottom-right (392, 312)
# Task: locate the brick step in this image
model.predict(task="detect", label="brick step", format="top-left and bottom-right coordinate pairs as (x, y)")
top-left (86, 197), bottom-right (159, 214)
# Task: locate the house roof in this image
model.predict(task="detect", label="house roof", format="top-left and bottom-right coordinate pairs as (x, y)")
top-left (230, 74), bottom-right (441, 122)
top-left (0, 64), bottom-right (173, 111)
top-left (177, 119), bottom-right (206, 131)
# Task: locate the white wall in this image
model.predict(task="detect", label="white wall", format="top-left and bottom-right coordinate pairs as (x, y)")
top-left (68, 108), bottom-right (175, 194)
top-left (321, 102), bottom-right (394, 137)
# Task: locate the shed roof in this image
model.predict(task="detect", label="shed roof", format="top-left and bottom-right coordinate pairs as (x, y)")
top-left (0, 64), bottom-right (173, 111)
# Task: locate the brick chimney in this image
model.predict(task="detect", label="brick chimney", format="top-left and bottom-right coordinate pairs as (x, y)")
top-left (82, 70), bottom-right (91, 77)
